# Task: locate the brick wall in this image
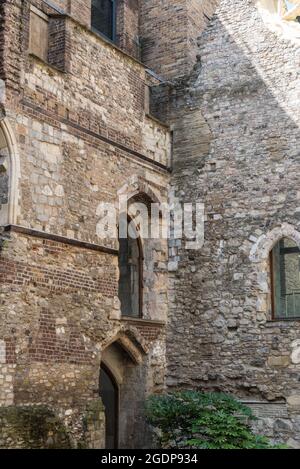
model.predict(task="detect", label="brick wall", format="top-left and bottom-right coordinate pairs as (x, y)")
top-left (69, 0), bottom-right (91, 27)
top-left (48, 15), bottom-right (71, 72)
top-left (0, 0), bottom-right (25, 96)
top-left (140, 0), bottom-right (219, 80)
top-left (38, 0), bottom-right (141, 58)
top-left (21, 13), bottom-right (171, 164)
top-left (49, 0), bottom-right (69, 12)
top-left (116, 0), bottom-right (140, 59)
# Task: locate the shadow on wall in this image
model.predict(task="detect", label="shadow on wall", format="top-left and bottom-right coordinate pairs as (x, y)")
top-left (167, 0), bottom-right (300, 404)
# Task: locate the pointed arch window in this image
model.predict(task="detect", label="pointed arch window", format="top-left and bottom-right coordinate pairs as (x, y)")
top-left (271, 238), bottom-right (300, 319)
top-left (118, 215), bottom-right (143, 318)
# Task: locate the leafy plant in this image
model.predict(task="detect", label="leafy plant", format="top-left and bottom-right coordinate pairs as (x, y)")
top-left (146, 390), bottom-right (284, 449)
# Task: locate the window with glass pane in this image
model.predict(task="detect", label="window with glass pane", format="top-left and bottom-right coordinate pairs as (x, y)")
top-left (91, 0), bottom-right (115, 41)
top-left (271, 238), bottom-right (300, 319)
top-left (118, 216), bottom-right (142, 318)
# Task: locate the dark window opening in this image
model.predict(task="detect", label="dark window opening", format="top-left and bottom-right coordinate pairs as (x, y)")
top-left (91, 0), bottom-right (116, 41)
top-left (118, 215), bottom-right (143, 318)
top-left (271, 238), bottom-right (300, 319)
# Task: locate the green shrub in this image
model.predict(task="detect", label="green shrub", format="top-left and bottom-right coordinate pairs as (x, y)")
top-left (146, 390), bottom-right (284, 449)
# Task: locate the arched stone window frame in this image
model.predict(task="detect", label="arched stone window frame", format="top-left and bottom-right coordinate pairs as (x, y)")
top-left (249, 223), bottom-right (300, 321)
top-left (0, 118), bottom-right (20, 225)
top-left (118, 213), bottom-right (144, 318)
top-left (116, 176), bottom-right (167, 322)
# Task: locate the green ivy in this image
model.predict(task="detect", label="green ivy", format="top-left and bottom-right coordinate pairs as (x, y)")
top-left (146, 391), bottom-right (285, 449)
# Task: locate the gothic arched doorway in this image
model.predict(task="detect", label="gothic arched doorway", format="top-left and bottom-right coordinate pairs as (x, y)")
top-left (99, 364), bottom-right (119, 449)
top-left (100, 335), bottom-right (148, 448)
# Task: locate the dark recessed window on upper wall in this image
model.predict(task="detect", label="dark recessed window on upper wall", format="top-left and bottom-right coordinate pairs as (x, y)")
top-left (91, 0), bottom-right (116, 42)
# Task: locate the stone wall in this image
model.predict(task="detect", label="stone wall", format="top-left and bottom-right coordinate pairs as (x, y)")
top-left (0, 228), bottom-right (166, 447)
top-left (166, 0), bottom-right (300, 447)
top-left (140, 0), bottom-right (219, 80)
top-left (0, 0), bottom-right (170, 448)
top-left (0, 405), bottom-right (72, 448)
top-left (3, 0), bottom-right (300, 449)
top-left (0, 0), bottom-right (170, 319)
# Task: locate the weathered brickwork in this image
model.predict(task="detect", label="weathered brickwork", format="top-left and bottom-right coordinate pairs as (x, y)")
top-left (0, 227), bottom-right (166, 447)
top-left (116, 0), bottom-right (140, 59)
top-left (1, 0), bottom-right (300, 449)
top-left (31, 0), bottom-right (141, 59)
top-left (0, 0), bottom-right (169, 448)
top-left (140, 0), bottom-right (219, 80)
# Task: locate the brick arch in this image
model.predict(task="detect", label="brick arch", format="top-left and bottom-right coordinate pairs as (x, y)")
top-left (0, 117), bottom-right (20, 224)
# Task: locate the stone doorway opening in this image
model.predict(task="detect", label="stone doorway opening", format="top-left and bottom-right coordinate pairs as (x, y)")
top-left (99, 363), bottom-right (119, 449)
top-left (100, 334), bottom-right (149, 448)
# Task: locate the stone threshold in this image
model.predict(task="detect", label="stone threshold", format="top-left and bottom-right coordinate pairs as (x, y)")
top-left (2, 224), bottom-right (118, 255)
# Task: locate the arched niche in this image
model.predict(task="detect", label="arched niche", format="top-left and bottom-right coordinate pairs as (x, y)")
top-left (0, 118), bottom-right (20, 225)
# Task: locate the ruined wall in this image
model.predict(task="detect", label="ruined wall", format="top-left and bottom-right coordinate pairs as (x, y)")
top-left (140, 0), bottom-right (219, 80)
top-left (167, 0), bottom-right (300, 447)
